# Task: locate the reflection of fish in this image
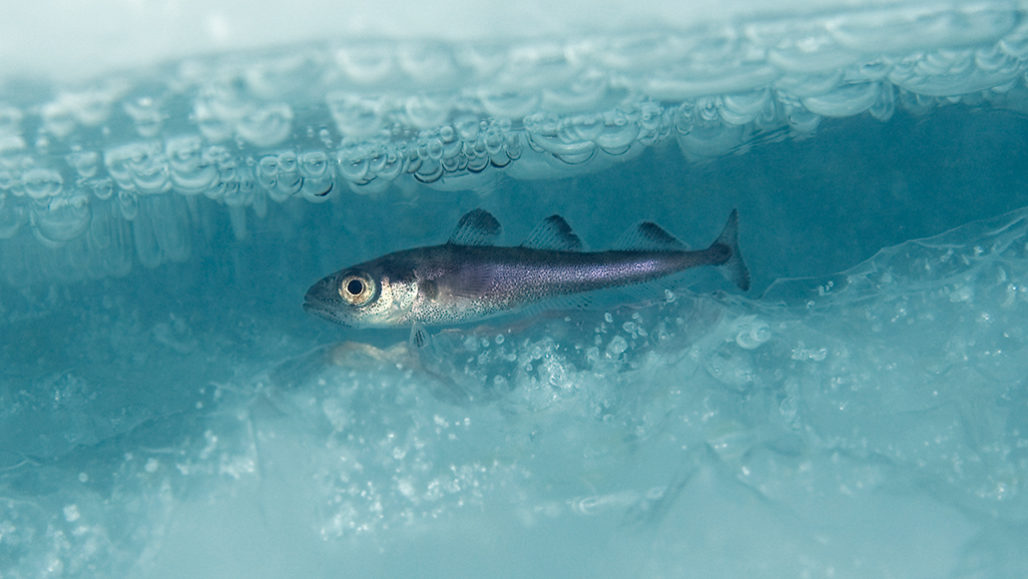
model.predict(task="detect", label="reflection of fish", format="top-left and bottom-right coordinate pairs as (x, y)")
top-left (304, 209), bottom-right (749, 328)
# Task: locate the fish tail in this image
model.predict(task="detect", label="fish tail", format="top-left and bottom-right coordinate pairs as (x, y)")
top-left (711, 209), bottom-right (750, 291)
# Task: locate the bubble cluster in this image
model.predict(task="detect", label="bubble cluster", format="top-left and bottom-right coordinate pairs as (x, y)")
top-left (1, 3), bottom-right (1027, 283)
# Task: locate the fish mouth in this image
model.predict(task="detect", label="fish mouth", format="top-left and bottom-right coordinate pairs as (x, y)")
top-left (303, 278), bottom-right (357, 326)
top-left (302, 297), bottom-right (351, 326)
top-left (302, 285), bottom-right (343, 324)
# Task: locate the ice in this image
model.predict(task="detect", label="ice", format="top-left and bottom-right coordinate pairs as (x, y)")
top-left (3, 3), bottom-right (1028, 283)
top-left (2, 199), bottom-right (1027, 575)
top-left (1, 1), bottom-right (1028, 576)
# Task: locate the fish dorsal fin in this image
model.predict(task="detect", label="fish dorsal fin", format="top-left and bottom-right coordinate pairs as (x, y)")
top-left (615, 222), bottom-right (688, 251)
top-left (520, 215), bottom-right (584, 251)
top-left (448, 209), bottom-right (502, 246)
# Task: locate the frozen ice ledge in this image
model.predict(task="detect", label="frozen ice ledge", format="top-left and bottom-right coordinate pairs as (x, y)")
top-left (1, 2), bottom-right (1027, 285)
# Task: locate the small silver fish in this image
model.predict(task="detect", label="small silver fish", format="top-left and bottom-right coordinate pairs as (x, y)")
top-left (304, 209), bottom-right (749, 328)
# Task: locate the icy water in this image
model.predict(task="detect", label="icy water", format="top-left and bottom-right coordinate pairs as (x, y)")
top-left (3, 2), bottom-right (1028, 577)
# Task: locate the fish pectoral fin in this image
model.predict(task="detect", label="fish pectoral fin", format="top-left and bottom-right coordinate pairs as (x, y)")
top-left (447, 209), bottom-right (502, 246)
top-left (614, 222), bottom-right (688, 251)
top-left (520, 214), bottom-right (584, 251)
top-left (446, 266), bottom-right (496, 298)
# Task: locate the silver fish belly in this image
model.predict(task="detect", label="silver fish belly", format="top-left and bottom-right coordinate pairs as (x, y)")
top-left (304, 209), bottom-right (749, 328)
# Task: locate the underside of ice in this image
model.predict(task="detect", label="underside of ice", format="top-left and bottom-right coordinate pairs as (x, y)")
top-left (2, 1), bottom-right (1028, 577)
top-left (2, 3), bottom-right (1028, 285)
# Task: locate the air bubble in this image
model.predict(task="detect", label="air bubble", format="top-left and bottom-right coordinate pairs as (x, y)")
top-left (704, 349), bottom-right (755, 388)
top-left (335, 45), bottom-right (395, 84)
top-left (21, 168), bottom-right (64, 199)
top-left (337, 147), bottom-right (375, 185)
top-left (467, 148), bottom-right (489, 172)
top-left (735, 318), bottom-right (772, 349)
top-left (423, 137), bottom-right (444, 160)
top-left (31, 193), bottom-right (91, 246)
top-left (105, 142), bottom-right (158, 191)
top-left (595, 118), bottom-right (640, 155)
top-left (328, 94), bottom-right (385, 139)
top-left (272, 152), bottom-right (303, 198)
top-left (168, 137), bottom-right (217, 195)
top-left (41, 101), bottom-right (76, 138)
top-left (300, 150), bottom-right (330, 179)
top-left (67, 150), bottom-right (101, 179)
top-left (454, 117), bottom-right (481, 140)
top-left (63, 504), bottom-right (81, 523)
top-left (478, 89), bottom-right (540, 119)
top-left (606, 335), bottom-right (628, 356)
top-left (370, 146), bottom-right (404, 181)
top-left (124, 97), bottom-right (165, 138)
top-left (405, 95), bottom-right (451, 129)
top-left (193, 96), bottom-right (233, 142)
top-left (413, 159), bottom-right (443, 183)
top-left (130, 154), bottom-right (171, 195)
top-left (237, 104), bottom-right (293, 147)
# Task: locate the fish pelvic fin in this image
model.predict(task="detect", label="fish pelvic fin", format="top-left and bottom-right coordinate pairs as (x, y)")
top-left (711, 209), bottom-right (750, 291)
top-left (409, 323), bottom-right (430, 349)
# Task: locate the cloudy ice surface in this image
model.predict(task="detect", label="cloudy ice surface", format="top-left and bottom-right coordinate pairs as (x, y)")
top-left (3, 1), bottom-right (1028, 577)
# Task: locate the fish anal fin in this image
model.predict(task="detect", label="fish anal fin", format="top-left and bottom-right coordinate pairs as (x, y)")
top-left (615, 221), bottom-right (688, 251)
top-left (521, 215), bottom-right (584, 251)
top-left (448, 209), bottom-right (502, 246)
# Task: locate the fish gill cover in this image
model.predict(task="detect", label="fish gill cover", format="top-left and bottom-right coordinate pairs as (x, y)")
top-left (1, 0), bottom-right (1028, 577)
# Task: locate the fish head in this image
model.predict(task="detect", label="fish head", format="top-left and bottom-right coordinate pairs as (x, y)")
top-left (303, 259), bottom-right (419, 328)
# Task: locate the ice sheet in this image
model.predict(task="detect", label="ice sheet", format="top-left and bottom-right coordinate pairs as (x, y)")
top-left (2, 2), bottom-right (1028, 285)
top-left (2, 1), bottom-right (1028, 576)
top-left (2, 203), bottom-right (1027, 577)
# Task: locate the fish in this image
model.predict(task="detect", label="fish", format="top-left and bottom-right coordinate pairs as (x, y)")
top-left (304, 209), bottom-right (749, 329)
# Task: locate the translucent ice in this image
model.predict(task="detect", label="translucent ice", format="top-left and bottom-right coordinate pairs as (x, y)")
top-left (3, 204), bottom-right (1028, 576)
top-left (2, 1), bottom-right (1028, 576)
top-left (3, 2), bottom-right (1028, 284)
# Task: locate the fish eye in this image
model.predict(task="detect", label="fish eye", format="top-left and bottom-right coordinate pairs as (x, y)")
top-left (339, 273), bottom-right (376, 306)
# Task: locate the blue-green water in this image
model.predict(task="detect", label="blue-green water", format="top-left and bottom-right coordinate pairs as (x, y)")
top-left (3, 4), bottom-right (1028, 577)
